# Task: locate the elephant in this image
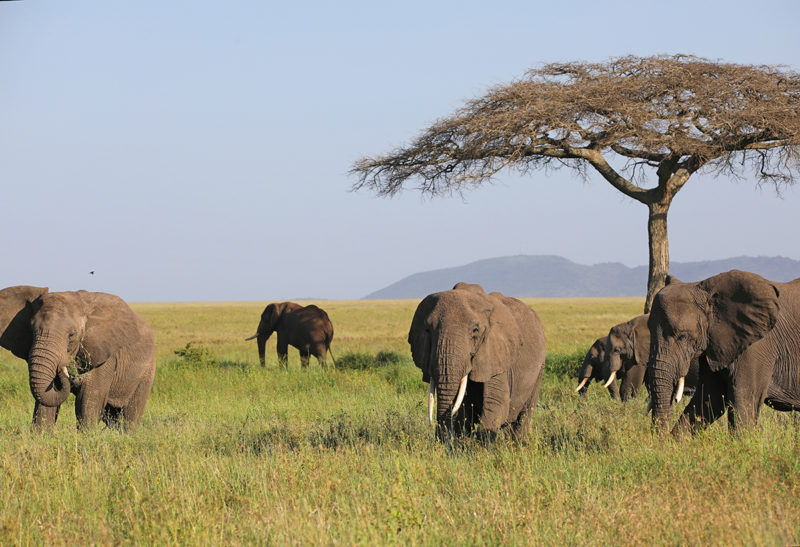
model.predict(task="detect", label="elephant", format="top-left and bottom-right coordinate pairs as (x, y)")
top-left (575, 336), bottom-right (620, 399)
top-left (0, 285), bottom-right (59, 424)
top-left (646, 270), bottom-right (800, 434)
top-left (578, 315), bottom-right (699, 403)
top-left (24, 290), bottom-right (156, 430)
top-left (408, 282), bottom-right (546, 441)
top-left (245, 302), bottom-right (335, 368)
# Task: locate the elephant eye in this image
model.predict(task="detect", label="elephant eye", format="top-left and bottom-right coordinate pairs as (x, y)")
top-left (472, 325), bottom-right (480, 336)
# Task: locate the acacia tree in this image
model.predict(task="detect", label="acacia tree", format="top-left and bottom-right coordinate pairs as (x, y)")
top-left (352, 55), bottom-right (800, 312)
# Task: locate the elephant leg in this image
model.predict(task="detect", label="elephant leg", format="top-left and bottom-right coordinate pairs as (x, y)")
top-left (623, 364), bottom-right (646, 401)
top-left (74, 367), bottom-right (115, 430)
top-left (480, 371), bottom-right (511, 434)
top-left (299, 348), bottom-right (310, 368)
top-left (31, 402), bottom-right (60, 430)
top-left (619, 372), bottom-right (633, 402)
top-left (276, 335), bottom-right (289, 368)
top-left (727, 356), bottom-right (774, 433)
top-left (672, 368), bottom-right (728, 435)
top-left (313, 343), bottom-right (328, 368)
top-left (119, 364), bottom-right (155, 430)
top-left (510, 366), bottom-right (543, 441)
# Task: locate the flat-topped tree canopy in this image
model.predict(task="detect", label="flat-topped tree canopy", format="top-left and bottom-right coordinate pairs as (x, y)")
top-left (352, 55), bottom-right (800, 311)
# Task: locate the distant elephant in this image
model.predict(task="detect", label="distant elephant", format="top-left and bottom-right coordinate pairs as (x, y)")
top-left (408, 282), bottom-right (546, 441)
top-left (245, 302), bottom-right (335, 368)
top-left (0, 285), bottom-right (59, 424)
top-left (26, 290), bottom-right (156, 430)
top-left (647, 270), bottom-right (800, 434)
top-left (575, 336), bottom-right (620, 399)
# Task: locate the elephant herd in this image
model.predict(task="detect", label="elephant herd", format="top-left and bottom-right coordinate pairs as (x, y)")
top-left (1, 268), bottom-right (799, 439)
top-left (411, 270), bottom-right (800, 439)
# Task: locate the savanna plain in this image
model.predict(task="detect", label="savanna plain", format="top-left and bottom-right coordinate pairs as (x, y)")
top-left (1, 298), bottom-right (799, 545)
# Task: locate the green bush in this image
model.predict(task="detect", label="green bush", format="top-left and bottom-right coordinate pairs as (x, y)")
top-left (173, 342), bottom-right (217, 367)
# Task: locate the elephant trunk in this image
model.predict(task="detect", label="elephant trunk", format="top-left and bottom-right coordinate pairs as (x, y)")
top-left (28, 333), bottom-right (71, 407)
top-left (649, 360), bottom-right (675, 428)
top-left (256, 334), bottom-right (268, 366)
top-left (433, 336), bottom-right (469, 437)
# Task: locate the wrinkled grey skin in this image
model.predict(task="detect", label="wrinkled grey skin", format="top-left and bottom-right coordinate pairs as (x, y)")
top-left (249, 302), bottom-right (335, 368)
top-left (646, 270), bottom-right (800, 434)
top-left (26, 290), bottom-right (156, 431)
top-left (0, 285), bottom-right (60, 425)
top-left (408, 282), bottom-right (546, 441)
top-left (576, 337), bottom-right (620, 399)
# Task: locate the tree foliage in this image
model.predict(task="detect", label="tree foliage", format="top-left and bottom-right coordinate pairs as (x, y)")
top-left (352, 55), bottom-right (800, 311)
top-left (353, 55), bottom-right (800, 201)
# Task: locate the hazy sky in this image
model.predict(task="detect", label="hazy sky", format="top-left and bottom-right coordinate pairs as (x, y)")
top-left (2, 1), bottom-right (799, 301)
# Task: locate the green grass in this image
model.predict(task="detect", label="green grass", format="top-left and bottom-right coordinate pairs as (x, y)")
top-left (1, 297), bottom-right (798, 544)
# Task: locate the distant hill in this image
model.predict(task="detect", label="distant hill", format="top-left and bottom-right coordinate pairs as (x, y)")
top-left (363, 255), bottom-right (800, 299)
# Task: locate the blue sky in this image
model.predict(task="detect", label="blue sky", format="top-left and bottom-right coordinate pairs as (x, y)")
top-left (2, 1), bottom-right (799, 301)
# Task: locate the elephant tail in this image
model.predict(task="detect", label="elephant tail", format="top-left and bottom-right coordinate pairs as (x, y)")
top-left (328, 346), bottom-right (337, 368)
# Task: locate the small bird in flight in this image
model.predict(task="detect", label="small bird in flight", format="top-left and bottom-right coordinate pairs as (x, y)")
top-left (89, 271), bottom-right (95, 275)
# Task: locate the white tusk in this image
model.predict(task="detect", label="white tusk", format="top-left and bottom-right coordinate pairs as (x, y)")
top-left (603, 371), bottom-right (617, 388)
top-left (244, 334), bottom-right (258, 341)
top-left (674, 376), bottom-right (685, 404)
top-left (451, 375), bottom-right (469, 416)
top-left (428, 383), bottom-right (435, 426)
top-left (575, 377), bottom-right (589, 392)
top-left (645, 398), bottom-right (653, 414)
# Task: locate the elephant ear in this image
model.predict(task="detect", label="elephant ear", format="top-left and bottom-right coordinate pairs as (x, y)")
top-left (79, 292), bottom-right (143, 366)
top-left (0, 286), bottom-right (49, 360)
top-left (632, 314), bottom-right (651, 366)
top-left (701, 270), bottom-right (780, 371)
top-left (408, 294), bottom-right (439, 382)
top-left (470, 295), bottom-right (521, 383)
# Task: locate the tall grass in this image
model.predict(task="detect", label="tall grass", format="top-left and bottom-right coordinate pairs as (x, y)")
top-left (0, 298), bottom-right (797, 544)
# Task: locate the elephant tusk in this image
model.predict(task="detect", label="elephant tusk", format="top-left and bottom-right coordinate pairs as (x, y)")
top-left (244, 334), bottom-right (258, 341)
top-left (451, 375), bottom-right (469, 416)
top-left (428, 383), bottom-right (435, 426)
top-left (575, 377), bottom-right (589, 392)
top-left (645, 398), bottom-right (653, 414)
top-left (603, 371), bottom-right (617, 388)
top-left (674, 376), bottom-right (685, 404)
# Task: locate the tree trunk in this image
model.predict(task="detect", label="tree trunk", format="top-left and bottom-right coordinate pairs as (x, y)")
top-left (644, 201), bottom-right (670, 313)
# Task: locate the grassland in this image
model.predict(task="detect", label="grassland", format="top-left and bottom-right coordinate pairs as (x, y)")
top-left (1, 297), bottom-right (799, 545)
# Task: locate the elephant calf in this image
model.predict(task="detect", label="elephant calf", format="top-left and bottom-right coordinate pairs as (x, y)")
top-left (246, 301), bottom-right (335, 368)
top-left (409, 282), bottom-right (546, 441)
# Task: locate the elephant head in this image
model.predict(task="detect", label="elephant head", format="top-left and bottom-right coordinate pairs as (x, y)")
top-left (575, 337), bottom-right (608, 395)
top-left (27, 291), bottom-right (143, 411)
top-left (0, 285), bottom-right (49, 360)
top-left (408, 282), bottom-right (521, 439)
top-left (601, 314), bottom-right (650, 401)
top-left (646, 270), bottom-right (780, 427)
top-left (245, 301), bottom-right (303, 365)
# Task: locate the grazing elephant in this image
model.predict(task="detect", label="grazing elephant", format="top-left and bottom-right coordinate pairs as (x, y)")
top-left (26, 290), bottom-right (156, 430)
top-left (646, 270), bottom-right (800, 434)
top-left (408, 282), bottom-right (546, 441)
top-left (575, 336), bottom-right (620, 399)
top-left (0, 285), bottom-right (59, 424)
top-left (245, 302), bottom-right (335, 368)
